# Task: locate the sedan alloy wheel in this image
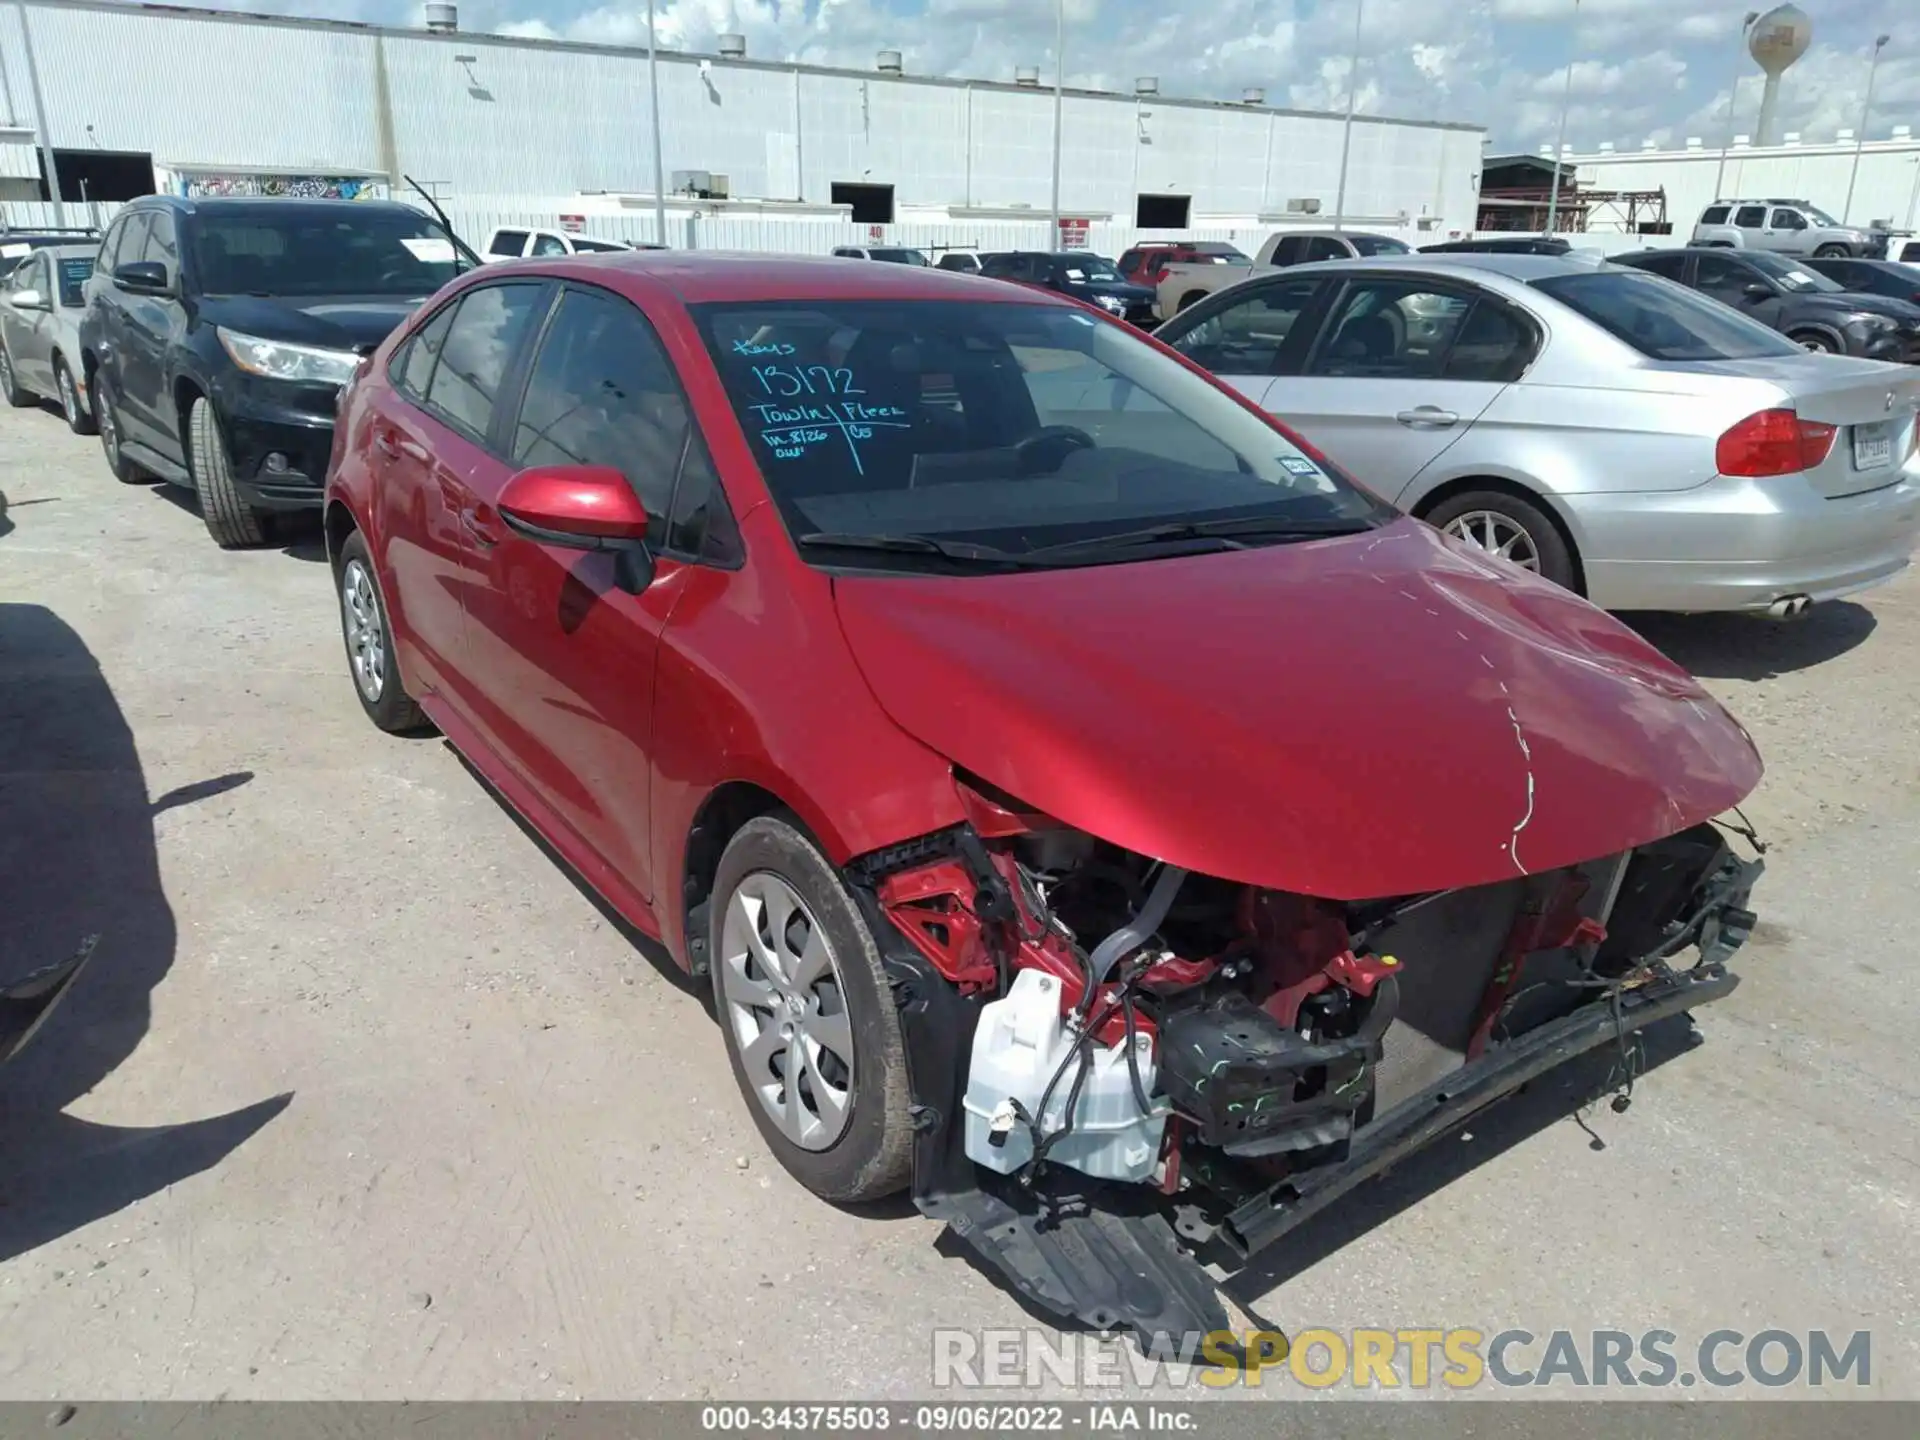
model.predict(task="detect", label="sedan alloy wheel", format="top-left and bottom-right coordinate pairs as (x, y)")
top-left (1442, 509), bottom-right (1542, 573)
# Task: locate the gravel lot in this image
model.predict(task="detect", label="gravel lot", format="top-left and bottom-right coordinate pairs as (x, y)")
top-left (1, 398), bottom-right (1915, 1401)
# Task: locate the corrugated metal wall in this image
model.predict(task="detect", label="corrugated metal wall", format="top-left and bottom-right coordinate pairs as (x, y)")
top-left (0, 0), bottom-right (1482, 231)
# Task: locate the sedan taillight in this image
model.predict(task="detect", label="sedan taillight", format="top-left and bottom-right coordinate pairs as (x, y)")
top-left (1716, 408), bottom-right (1837, 477)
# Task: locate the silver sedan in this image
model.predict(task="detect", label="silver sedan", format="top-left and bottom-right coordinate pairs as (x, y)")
top-left (1153, 252), bottom-right (1920, 614)
top-left (0, 242), bottom-right (98, 435)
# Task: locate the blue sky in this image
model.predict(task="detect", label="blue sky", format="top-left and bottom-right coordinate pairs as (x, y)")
top-left (143, 0), bottom-right (1918, 152)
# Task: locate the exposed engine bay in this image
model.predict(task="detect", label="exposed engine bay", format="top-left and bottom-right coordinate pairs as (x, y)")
top-left (847, 778), bottom-right (1764, 1346)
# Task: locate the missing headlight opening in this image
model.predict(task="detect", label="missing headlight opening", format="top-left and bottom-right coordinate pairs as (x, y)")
top-left (850, 776), bottom-right (1765, 1347)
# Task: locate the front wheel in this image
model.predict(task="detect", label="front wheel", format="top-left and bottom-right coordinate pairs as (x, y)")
top-left (187, 396), bottom-right (266, 549)
top-left (1425, 489), bottom-right (1579, 593)
top-left (710, 815), bottom-right (914, 1203)
top-left (1813, 244), bottom-right (1850, 259)
top-left (1791, 331), bottom-right (1837, 354)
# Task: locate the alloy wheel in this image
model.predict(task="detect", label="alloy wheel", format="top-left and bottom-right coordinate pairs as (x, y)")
top-left (98, 387), bottom-right (120, 465)
top-left (341, 558), bottom-right (386, 702)
top-left (1443, 510), bottom-right (1541, 572)
top-left (0, 350), bottom-right (13, 397)
top-left (719, 872), bottom-right (856, 1151)
top-left (59, 367), bottom-right (78, 425)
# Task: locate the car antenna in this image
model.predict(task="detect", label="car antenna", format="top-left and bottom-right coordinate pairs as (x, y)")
top-left (402, 175), bottom-right (472, 258)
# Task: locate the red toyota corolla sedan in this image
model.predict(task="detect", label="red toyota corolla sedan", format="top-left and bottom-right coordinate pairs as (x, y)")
top-left (323, 253), bottom-right (1766, 1342)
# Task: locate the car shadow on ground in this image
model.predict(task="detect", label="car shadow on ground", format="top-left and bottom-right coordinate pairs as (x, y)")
top-left (146, 482), bottom-right (328, 561)
top-left (0, 603), bottom-right (290, 1265)
top-left (443, 744), bottom-right (704, 1005)
top-left (1623, 602), bottom-right (1876, 681)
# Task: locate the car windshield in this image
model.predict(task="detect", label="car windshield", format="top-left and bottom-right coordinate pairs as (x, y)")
top-left (1060, 256), bottom-right (1123, 283)
top-left (870, 249), bottom-right (931, 266)
top-left (694, 299), bottom-right (1388, 570)
top-left (1534, 270), bottom-right (1803, 362)
top-left (55, 255), bottom-right (93, 307)
top-left (1742, 251), bottom-right (1842, 293)
top-left (1350, 236), bottom-right (1412, 256)
top-left (191, 208), bottom-right (474, 296)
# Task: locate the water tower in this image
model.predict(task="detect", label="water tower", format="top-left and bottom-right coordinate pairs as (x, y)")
top-left (1749, 4), bottom-right (1811, 147)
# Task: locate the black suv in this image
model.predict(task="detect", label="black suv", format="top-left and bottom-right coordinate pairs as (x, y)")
top-left (1612, 246), bottom-right (1920, 363)
top-left (978, 251), bottom-right (1158, 325)
top-left (81, 196), bottom-right (477, 547)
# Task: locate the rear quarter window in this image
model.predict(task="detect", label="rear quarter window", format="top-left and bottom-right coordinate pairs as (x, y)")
top-left (1700, 206), bottom-right (1731, 225)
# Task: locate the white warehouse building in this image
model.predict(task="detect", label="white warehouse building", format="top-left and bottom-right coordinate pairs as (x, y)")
top-left (0, 0), bottom-right (1486, 254)
top-left (1567, 130), bottom-right (1920, 238)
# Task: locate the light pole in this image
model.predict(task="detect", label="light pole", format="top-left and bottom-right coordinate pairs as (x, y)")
top-left (13, 0), bottom-right (64, 227)
top-left (1842, 34), bottom-right (1891, 225)
top-left (1543, 0), bottom-right (1580, 235)
top-left (1712, 11), bottom-right (1762, 206)
top-left (1331, 0), bottom-right (1364, 234)
top-left (646, 0), bottom-right (668, 246)
top-left (1049, 0), bottom-right (1064, 244)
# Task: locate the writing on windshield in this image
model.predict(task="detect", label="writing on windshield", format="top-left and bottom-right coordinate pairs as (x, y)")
top-left (735, 343), bottom-right (910, 472)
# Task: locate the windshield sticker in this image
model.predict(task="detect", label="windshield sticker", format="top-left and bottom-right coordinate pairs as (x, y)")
top-left (400, 237), bottom-right (455, 263)
top-left (748, 362), bottom-right (909, 473)
top-left (1065, 268), bottom-right (1086, 281)
top-left (1280, 455), bottom-right (1323, 478)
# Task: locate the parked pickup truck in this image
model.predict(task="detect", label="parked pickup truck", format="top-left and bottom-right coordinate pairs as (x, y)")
top-left (1155, 229), bottom-right (1409, 318)
top-left (1691, 200), bottom-right (1885, 259)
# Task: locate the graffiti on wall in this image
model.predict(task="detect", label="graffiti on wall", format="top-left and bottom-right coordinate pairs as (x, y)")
top-left (177, 174), bottom-right (389, 201)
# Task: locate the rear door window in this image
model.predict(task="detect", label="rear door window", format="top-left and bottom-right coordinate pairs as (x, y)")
top-left (1304, 237), bottom-right (1349, 263)
top-left (1734, 205), bottom-right (1767, 228)
top-left (421, 282), bottom-right (547, 442)
top-left (489, 228), bottom-right (530, 257)
top-left (1272, 236), bottom-right (1308, 266)
top-left (529, 233), bottom-right (569, 257)
top-left (1626, 252), bottom-right (1688, 280)
top-left (1307, 279), bottom-right (1474, 379)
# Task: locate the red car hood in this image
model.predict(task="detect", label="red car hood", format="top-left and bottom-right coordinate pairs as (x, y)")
top-left (830, 519), bottom-right (1762, 899)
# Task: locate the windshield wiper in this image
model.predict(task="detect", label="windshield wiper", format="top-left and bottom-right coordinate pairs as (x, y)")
top-left (1021, 514), bottom-right (1377, 561)
top-left (795, 532), bottom-right (1044, 568)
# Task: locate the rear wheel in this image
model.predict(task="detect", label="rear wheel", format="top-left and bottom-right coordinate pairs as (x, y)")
top-left (187, 396), bottom-right (267, 549)
top-left (710, 815), bottom-right (913, 1203)
top-left (1425, 489), bottom-right (1578, 594)
top-left (336, 529), bottom-right (429, 734)
top-left (55, 358), bottom-right (94, 435)
top-left (1177, 290), bottom-right (1208, 313)
top-left (0, 344), bottom-right (30, 408)
top-left (93, 373), bottom-right (145, 483)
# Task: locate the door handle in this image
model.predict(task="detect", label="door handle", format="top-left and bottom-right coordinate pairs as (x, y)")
top-left (1396, 406), bottom-right (1459, 428)
top-left (462, 505), bottom-right (504, 547)
top-left (374, 428), bottom-right (428, 463)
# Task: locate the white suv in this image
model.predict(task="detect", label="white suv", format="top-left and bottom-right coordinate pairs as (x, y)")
top-left (1692, 200), bottom-right (1882, 259)
top-left (483, 226), bottom-right (659, 261)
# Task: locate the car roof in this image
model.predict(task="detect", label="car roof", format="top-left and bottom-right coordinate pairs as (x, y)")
top-left (1289, 252), bottom-right (1612, 284)
top-left (501, 249), bottom-right (1065, 305)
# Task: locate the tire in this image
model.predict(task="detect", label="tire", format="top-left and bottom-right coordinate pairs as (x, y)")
top-left (55, 357), bottom-right (94, 435)
top-left (1790, 331), bottom-right (1837, 354)
top-left (187, 395), bottom-right (266, 549)
top-left (1424, 488), bottom-right (1579, 594)
top-left (1813, 244), bottom-right (1849, 259)
top-left (335, 529), bottom-right (429, 734)
top-left (0, 344), bottom-right (30, 408)
top-left (709, 814), bottom-right (913, 1203)
top-left (93, 372), bottom-right (145, 483)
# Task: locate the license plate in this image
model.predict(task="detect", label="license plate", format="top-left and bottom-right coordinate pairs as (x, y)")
top-left (1852, 422), bottom-right (1893, 471)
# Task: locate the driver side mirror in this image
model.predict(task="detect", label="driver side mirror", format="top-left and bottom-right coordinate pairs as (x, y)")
top-left (1742, 281), bottom-right (1774, 301)
top-left (6, 288), bottom-right (46, 311)
top-left (496, 464), bottom-right (656, 595)
top-left (112, 261), bottom-right (172, 295)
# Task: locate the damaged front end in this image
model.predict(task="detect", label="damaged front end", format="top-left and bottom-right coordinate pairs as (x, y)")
top-left (848, 786), bottom-right (1763, 1344)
